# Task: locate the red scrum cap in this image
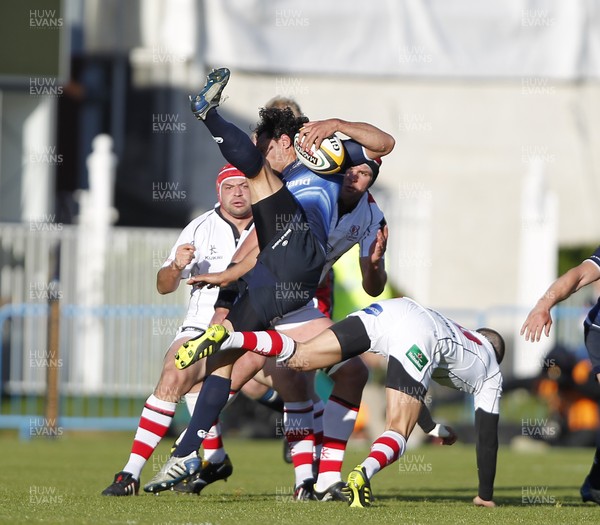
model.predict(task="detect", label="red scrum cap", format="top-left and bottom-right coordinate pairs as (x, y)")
top-left (216, 164), bottom-right (246, 199)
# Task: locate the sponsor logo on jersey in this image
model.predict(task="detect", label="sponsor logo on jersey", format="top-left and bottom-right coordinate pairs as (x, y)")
top-left (286, 178), bottom-right (311, 187)
top-left (406, 345), bottom-right (428, 371)
top-left (210, 245), bottom-right (217, 255)
top-left (363, 303), bottom-right (383, 316)
top-left (212, 136), bottom-right (224, 143)
top-left (272, 228), bottom-right (292, 250)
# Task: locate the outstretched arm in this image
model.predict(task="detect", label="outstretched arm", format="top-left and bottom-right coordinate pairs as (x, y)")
top-left (521, 259), bottom-right (600, 342)
top-left (298, 118), bottom-right (395, 159)
top-left (187, 229), bottom-right (259, 288)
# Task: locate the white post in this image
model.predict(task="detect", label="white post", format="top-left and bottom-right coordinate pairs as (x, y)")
top-left (74, 135), bottom-right (117, 393)
top-left (514, 159), bottom-right (558, 377)
top-left (22, 96), bottom-right (56, 223)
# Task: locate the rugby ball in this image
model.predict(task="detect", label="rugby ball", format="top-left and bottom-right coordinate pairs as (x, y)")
top-left (293, 133), bottom-right (346, 175)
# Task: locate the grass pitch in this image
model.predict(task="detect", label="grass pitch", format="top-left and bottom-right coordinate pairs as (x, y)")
top-left (1, 432), bottom-right (598, 525)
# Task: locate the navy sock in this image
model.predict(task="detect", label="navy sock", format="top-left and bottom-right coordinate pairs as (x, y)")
top-left (588, 447), bottom-right (600, 489)
top-left (174, 375), bottom-right (231, 457)
top-left (204, 109), bottom-right (264, 178)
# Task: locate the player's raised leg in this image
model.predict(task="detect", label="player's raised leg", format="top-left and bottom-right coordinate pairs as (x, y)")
top-left (189, 67), bottom-right (285, 206)
top-left (189, 67), bottom-right (230, 121)
top-left (175, 319), bottom-right (368, 371)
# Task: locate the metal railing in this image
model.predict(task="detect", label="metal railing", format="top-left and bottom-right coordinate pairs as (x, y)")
top-left (0, 222), bottom-right (189, 437)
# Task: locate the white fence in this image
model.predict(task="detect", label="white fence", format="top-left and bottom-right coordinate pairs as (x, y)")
top-left (0, 222), bottom-right (188, 400)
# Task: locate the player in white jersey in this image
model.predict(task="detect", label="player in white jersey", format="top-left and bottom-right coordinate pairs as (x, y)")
top-left (162, 175), bottom-right (254, 329)
top-left (101, 165), bottom-right (252, 496)
top-left (186, 297), bottom-right (505, 508)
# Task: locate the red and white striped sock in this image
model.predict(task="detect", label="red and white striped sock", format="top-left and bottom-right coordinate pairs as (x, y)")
top-left (123, 394), bottom-right (177, 479)
top-left (202, 421), bottom-right (226, 463)
top-left (313, 400), bottom-right (325, 467)
top-left (284, 401), bottom-right (315, 487)
top-left (361, 430), bottom-right (407, 478)
top-left (224, 330), bottom-right (296, 360)
top-left (315, 395), bottom-right (359, 492)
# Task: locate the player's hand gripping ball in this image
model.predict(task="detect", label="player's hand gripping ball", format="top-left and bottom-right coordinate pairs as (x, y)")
top-left (293, 133), bottom-right (346, 175)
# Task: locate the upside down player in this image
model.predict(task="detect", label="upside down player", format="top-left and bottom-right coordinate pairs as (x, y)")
top-left (184, 297), bottom-right (504, 508)
top-left (144, 67), bottom-right (395, 492)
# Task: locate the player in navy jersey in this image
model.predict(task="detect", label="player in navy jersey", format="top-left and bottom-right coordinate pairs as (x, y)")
top-left (521, 245), bottom-right (600, 504)
top-left (143, 67), bottom-right (394, 492)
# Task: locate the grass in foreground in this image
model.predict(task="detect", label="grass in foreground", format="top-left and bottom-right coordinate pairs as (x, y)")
top-left (1, 432), bottom-right (599, 525)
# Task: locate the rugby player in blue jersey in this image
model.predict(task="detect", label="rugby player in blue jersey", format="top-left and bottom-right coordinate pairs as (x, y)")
top-left (144, 68), bottom-right (394, 492)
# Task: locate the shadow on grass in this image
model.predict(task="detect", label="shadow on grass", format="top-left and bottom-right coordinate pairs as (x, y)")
top-left (139, 483), bottom-right (594, 509)
top-left (356, 485), bottom-right (591, 508)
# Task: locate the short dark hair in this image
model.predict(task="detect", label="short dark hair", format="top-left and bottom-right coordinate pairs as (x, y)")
top-left (476, 328), bottom-right (505, 364)
top-left (254, 107), bottom-right (309, 142)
